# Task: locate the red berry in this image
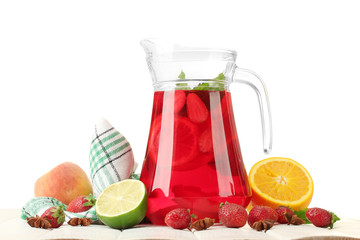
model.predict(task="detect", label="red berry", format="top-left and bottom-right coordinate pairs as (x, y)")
top-left (163, 90), bottom-right (186, 113)
top-left (276, 206), bottom-right (294, 224)
top-left (187, 93), bottom-right (209, 123)
top-left (165, 208), bottom-right (192, 229)
top-left (248, 206), bottom-right (278, 228)
top-left (219, 202), bottom-right (248, 228)
top-left (306, 207), bottom-right (332, 228)
top-left (153, 90), bottom-right (186, 114)
top-left (41, 205), bottom-right (65, 228)
top-left (266, 206), bottom-right (279, 222)
top-left (67, 194), bottom-right (96, 213)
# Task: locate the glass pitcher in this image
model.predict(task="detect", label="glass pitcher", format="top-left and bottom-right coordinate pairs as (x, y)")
top-left (139, 39), bottom-right (272, 224)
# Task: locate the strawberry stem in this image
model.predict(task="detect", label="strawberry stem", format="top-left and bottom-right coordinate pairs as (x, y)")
top-left (50, 205), bottom-right (65, 224)
top-left (329, 212), bottom-right (340, 229)
top-left (83, 194), bottom-right (96, 207)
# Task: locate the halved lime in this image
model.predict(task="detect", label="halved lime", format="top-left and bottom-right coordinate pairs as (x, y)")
top-left (95, 179), bottom-right (147, 229)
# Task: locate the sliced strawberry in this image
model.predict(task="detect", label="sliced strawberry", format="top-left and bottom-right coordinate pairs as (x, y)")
top-left (187, 93), bottom-right (209, 123)
top-left (198, 128), bottom-right (213, 153)
top-left (173, 90), bottom-right (186, 113)
top-left (163, 90), bottom-right (186, 113)
top-left (153, 90), bottom-right (186, 114)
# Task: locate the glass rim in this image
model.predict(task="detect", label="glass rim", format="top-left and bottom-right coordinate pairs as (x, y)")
top-left (141, 39), bottom-right (237, 62)
top-left (147, 49), bottom-right (237, 62)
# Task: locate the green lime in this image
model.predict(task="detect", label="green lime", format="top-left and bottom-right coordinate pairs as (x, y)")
top-left (95, 179), bottom-right (147, 229)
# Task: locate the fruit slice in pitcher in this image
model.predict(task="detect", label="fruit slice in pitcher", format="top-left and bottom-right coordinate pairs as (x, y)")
top-left (148, 115), bottom-right (199, 166)
top-left (198, 128), bottom-right (213, 153)
top-left (173, 117), bottom-right (199, 165)
top-left (165, 90), bottom-right (186, 113)
top-left (187, 93), bottom-right (209, 123)
top-left (153, 90), bottom-right (186, 114)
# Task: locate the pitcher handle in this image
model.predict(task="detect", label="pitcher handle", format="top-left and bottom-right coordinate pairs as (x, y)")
top-left (231, 67), bottom-right (273, 153)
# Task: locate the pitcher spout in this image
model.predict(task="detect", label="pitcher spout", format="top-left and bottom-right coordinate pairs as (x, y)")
top-left (141, 39), bottom-right (176, 55)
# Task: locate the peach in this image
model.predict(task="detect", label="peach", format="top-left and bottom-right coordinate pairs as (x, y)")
top-left (34, 162), bottom-right (93, 205)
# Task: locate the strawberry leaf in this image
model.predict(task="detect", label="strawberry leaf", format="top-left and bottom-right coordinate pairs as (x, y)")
top-left (294, 208), bottom-right (311, 224)
top-left (51, 205), bottom-right (65, 224)
top-left (187, 209), bottom-right (197, 220)
top-left (329, 212), bottom-right (340, 229)
top-left (83, 194), bottom-right (96, 207)
top-left (83, 202), bottom-right (94, 207)
top-left (130, 173), bottom-right (140, 180)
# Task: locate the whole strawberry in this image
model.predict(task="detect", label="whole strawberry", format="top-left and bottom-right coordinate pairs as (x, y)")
top-left (266, 206), bottom-right (279, 222)
top-left (41, 205), bottom-right (65, 228)
top-left (67, 194), bottom-right (96, 213)
top-left (276, 206), bottom-right (294, 224)
top-left (219, 202), bottom-right (248, 228)
top-left (248, 206), bottom-right (278, 230)
top-left (306, 207), bottom-right (340, 229)
top-left (165, 208), bottom-right (194, 229)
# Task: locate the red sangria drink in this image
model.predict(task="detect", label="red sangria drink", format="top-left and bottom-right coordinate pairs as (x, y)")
top-left (140, 89), bottom-right (252, 225)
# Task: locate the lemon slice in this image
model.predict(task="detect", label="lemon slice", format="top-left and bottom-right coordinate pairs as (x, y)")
top-left (95, 179), bottom-right (147, 229)
top-left (249, 157), bottom-right (314, 210)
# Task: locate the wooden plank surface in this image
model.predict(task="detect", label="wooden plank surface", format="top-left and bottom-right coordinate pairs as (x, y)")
top-left (1, 209), bottom-right (360, 240)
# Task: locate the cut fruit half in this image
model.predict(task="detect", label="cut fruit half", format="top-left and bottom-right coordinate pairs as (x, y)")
top-left (147, 115), bottom-right (199, 167)
top-left (95, 179), bottom-right (147, 229)
top-left (249, 157), bottom-right (313, 211)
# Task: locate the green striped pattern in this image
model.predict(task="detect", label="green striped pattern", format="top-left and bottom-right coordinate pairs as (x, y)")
top-left (90, 125), bottom-right (133, 197)
top-left (21, 197), bottom-right (98, 222)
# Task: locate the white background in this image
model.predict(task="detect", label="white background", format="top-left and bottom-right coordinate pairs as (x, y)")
top-left (1, 0), bottom-right (359, 219)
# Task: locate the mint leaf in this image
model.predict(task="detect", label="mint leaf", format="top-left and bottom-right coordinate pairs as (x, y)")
top-left (194, 82), bottom-right (210, 90)
top-left (329, 212), bottom-right (340, 229)
top-left (178, 70), bottom-right (185, 79)
top-left (176, 71), bottom-right (190, 89)
top-left (214, 73), bottom-right (225, 80)
top-left (176, 82), bottom-right (190, 90)
top-left (176, 71), bottom-right (225, 91)
top-left (213, 82), bottom-right (225, 90)
top-left (194, 82), bottom-right (224, 91)
top-left (294, 208), bottom-right (311, 224)
top-left (193, 73), bottom-right (226, 91)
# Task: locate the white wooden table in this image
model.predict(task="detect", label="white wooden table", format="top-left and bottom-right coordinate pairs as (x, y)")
top-left (1, 209), bottom-right (360, 240)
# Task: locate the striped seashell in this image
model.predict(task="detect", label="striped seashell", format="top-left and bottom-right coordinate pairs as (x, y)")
top-left (89, 118), bottom-right (135, 197)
